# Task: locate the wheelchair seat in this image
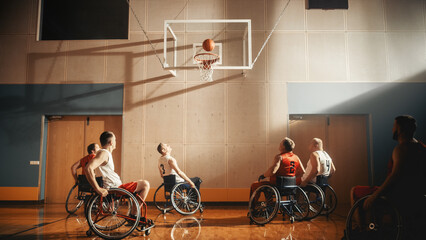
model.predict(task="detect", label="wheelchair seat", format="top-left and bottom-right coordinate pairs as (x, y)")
top-left (316, 175), bottom-right (329, 187)
top-left (153, 174), bottom-right (203, 215)
top-left (248, 175), bottom-right (310, 225)
top-left (77, 175), bottom-right (103, 193)
top-left (276, 176), bottom-right (298, 195)
top-left (163, 174), bottom-right (177, 193)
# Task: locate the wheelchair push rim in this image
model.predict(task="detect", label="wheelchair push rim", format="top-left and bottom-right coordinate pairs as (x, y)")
top-left (290, 186), bottom-right (310, 221)
top-left (321, 185), bottom-right (337, 216)
top-left (345, 195), bottom-right (402, 240)
top-left (248, 185), bottom-right (280, 225)
top-left (170, 183), bottom-right (202, 215)
top-left (154, 183), bottom-right (174, 213)
top-left (302, 184), bottom-right (324, 220)
top-left (65, 184), bottom-right (85, 214)
top-left (86, 188), bottom-right (141, 240)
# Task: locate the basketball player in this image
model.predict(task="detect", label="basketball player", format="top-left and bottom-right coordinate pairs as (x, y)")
top-left (363, 115), bottom-right (426, 239)
top-left (70, 143), bottom-right (100, 183)
top-left (300, 138), bottom-right (336, 187)
top-left (157, 143), bottom-right (202, 190)
top-left (85, 131), bottom-right (150, 201)
top-left (250, 138), bottom-right (305, 197)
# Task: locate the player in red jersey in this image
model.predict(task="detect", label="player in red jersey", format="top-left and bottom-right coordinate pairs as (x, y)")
top-left (249, 137), bottom-right (305, 198)
top-left (70, 143), bottom-right (100, 184)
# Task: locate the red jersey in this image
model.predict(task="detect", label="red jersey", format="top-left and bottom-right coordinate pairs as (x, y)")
top-left (80, 153), bottom-right (96, 175)
top-left (270, 152), bottom-right (300, 184)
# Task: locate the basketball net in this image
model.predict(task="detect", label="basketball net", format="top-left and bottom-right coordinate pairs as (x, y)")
top-left (194, 53), bottom-right (220, 82)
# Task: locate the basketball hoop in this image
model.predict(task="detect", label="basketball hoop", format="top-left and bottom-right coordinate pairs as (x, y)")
top-left (194, 53), bottom-right (220, 82)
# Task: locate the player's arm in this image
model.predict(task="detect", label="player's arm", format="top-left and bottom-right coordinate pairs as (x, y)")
top-left (329, 160), bottom-right (336, 176)
top-left (364, 145), bottom-right (404, 208)
top-left (295, 156), bottom-right (305, 178)
top-left (263, 154), bottom-right (281, 178)
top-left (71, 160), bottom-right (81, 184)
top-left (168, 158), bottom-right (196, 188)
top-left (85, 151), bottom-right (108, 197)
top-left (301, 152), bottom-right (319, 186)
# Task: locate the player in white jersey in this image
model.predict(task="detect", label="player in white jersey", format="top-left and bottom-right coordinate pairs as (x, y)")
top-left (300, 138), bottom-right (336, 187)
top-left (85, 131), bottom-right (150, 201)
top-left (157, 143), bottom-right (202, 190)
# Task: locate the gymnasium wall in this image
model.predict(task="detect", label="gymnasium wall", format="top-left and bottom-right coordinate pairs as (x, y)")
top-left (0, 84), bottom-right (123, 200)
top-left (288, 82), bottom-right (426, 185)
top-left (0, 0), bottom-right (425, 201)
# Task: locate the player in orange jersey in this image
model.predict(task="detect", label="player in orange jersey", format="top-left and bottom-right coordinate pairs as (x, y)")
top-left (249, 137), bottom-right (305, 198)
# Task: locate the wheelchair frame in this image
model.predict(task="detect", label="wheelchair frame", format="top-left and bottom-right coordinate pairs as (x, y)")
top-left (302, 183), bottom-right (325, 220)
top-left (153, 175), bottom-right (203, 215)
top-left (85, 187), bottom-right (155, 239)
top-left (248, 176), bottom-right (310, 225)
top-left (315, 175), bottom-right (338, 216)
top-left (65, 175), bottom-right (102, 214)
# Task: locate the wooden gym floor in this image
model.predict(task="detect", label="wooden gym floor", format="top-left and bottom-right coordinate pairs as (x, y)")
top-left (0, 203), bottom-right (349, 239)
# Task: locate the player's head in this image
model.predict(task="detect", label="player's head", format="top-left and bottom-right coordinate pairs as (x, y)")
top-left (393, 115), bottom-right (416, 140)
top-left (100, 131), bottom-right (116, 149)
top-left (157, 143), bottom-right (172, 155)
top-left (280, 137), bottom-right (295, 153)
top-left (309, 138), bottom-right (323, 151)
top-left (87, 143), bottom-right (100, 154)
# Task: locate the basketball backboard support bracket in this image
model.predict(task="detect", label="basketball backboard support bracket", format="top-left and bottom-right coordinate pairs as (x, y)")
top-left (163, 19), bottom-right (253, 76)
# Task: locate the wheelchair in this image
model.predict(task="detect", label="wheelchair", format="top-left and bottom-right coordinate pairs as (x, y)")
top-left (65, 175), bottom-right (103, 214)
top-left (85, 187), bottom-right (155, 239)
top-left (345, 195), bottom-right (402, 240)
top-left (248, 176), bottom-right (310, 225)
top-left (315, 175), bottom-right (337, 216)
top-left (302, 183), bottom-right (325, 220)
top-left (153, 175), bottom-right (203, 215)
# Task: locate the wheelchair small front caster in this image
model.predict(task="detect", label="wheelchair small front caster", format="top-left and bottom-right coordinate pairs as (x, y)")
top-left (290, 216), bottom-right (294, 224)
top-left (86, 229), bottom-right (92, 236)
top-left (145, 229), bottom-right (151, 236)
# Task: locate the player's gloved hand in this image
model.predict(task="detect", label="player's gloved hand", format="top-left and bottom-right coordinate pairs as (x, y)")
top-left (258, 174), bottom-right (266, 182)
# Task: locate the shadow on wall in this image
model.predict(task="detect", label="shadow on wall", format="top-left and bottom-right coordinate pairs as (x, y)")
top-left (27, 37), bottom-right (244, 112)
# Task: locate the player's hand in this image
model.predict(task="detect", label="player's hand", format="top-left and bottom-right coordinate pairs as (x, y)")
top-left (189, 182), bottom-right (196, 189)
top-left (97, 188), bottom-right (109, 197)
top-left (363, 193), bottom-right (377, 210)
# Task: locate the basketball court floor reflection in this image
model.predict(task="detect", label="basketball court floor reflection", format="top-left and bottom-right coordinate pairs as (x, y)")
top-left (0, 204), bottom-right (348, 239)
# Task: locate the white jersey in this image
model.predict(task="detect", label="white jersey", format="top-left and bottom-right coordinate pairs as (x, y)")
top-left (301, 150), bottom-right (333, 183)
top-left (98, 149), bottom-right (122, 188)
top-left (158, 155), bottom-right (184, 183)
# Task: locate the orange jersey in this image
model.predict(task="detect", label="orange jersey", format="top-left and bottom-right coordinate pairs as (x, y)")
top-left (80, 153), bottom-right (96, 175)
top-left (270, 152), bottom-right (300, 183)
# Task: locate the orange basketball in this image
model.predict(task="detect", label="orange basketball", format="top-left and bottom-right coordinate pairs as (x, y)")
top-left (202, 39), bottom-right (215, 52)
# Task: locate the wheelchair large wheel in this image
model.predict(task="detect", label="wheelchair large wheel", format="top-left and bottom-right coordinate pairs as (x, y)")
top-left (86, 188), bottom-right (140, 240)
top-left (154, 183), bottom-right (173, 213)
top-left (346, 196), bottom-right (402, 240)
top-left (303, 184), bottom-right (324, 220)
top-left (171, 183), bottom-right (202, 215)
top-left (248, 185), bottom-right (280, 225)
top-left (290, 186), bottom-right (310, 221)
top-left (65, 184), bottom-right (84, 214)
top-left (321, 185), bottom-right (337, 216)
